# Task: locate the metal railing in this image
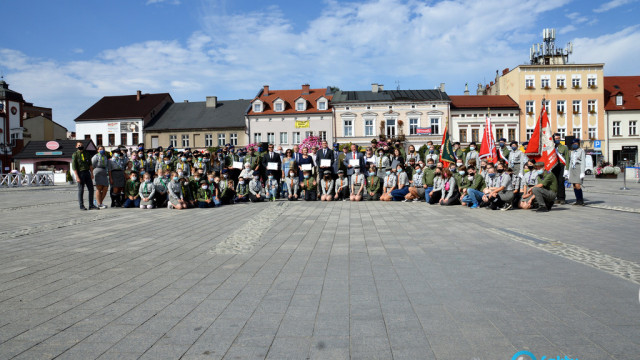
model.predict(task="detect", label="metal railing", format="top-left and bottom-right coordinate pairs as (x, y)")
top-left (0, 173), bottom-right (55, 187)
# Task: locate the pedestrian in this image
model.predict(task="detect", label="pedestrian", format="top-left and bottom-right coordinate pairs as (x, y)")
top-left (569, 138), bottom-right (586, 206)
top-left (91, 146), bottom-right (110, 209)
top-left (71, 141), bottom-right (98, 210)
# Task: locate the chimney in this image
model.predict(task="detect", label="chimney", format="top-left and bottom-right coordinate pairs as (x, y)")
top-left (379, 84), bottom-right (384, 91)
top-left (263, 85), bottom-right (269, 96)
top-left (302, 84), bottom-right (310, 95)
top-left (184, 100), bottom-right (189, 103)
top-left (206, 96), bottom-right (218, 108)
top-left (464, 83), bottom-right (470, 96)
top-left (502, 67), bottom-right (510, 75)
top-left (136, 90), bottom-right (141, 101)
top-left (371, 83), bottom-right (379, 93)
top-left (439, 83), bottom-right (445, 92)
top-left (477, 83), bottom-right (483, 95)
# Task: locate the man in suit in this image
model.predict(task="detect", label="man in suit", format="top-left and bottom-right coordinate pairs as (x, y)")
top-left (316, 140), bottom-right (334, 178)
top-left (343, 144), bottom-right (365, 176)
top-left (262, 144), bottom-right (282, 182)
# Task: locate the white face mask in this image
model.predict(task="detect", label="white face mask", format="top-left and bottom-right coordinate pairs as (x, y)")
top-left (202, 185), bottom-right (208, 189)
top-left (354, 169), bottom-right (359, 174)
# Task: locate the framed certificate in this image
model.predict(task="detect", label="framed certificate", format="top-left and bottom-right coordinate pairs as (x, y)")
top-left (349, 159), bottom-right (360, 167)
top-left (232, 161), bottom-right (243, 169)
top-left (320, 159), bottom-right (331, 167)
top-left (267, 162), bottom-right (279, 170)
top-left (301, 164), bottom-right (313, 171)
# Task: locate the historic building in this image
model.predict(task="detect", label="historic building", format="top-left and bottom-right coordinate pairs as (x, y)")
top-left (331, 83), bottom-right (450, 147)
top-left (450, 94), bottom-right (520, 144)
top-left (604, 76), bottom-right (640, 165)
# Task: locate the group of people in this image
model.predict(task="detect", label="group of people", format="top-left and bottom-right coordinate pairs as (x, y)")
top-left (71, 134), bottom-right (587, 212)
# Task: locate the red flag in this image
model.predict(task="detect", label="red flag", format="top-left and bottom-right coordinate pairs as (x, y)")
top-left (525, 106), bottom-right (558, 171)
top-left (479, 115), bottom-right (498, 164)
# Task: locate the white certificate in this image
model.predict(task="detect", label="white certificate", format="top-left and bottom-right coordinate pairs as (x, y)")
top-left (320, 159), bottom-right (331, 167)
top-left (366, 157), bottom-right (375, 163)
top-left (267, 162), bottom-right (278, 170)
top-left (232, 161), bottom-right (243, 169)
top-left (301, 164), bottom-right (313, 171)
top-left (349, 159), bottom-right (360, 167)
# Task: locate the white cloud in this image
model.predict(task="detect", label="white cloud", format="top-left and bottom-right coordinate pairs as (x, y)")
top-left (146, 0), bottom-right (180, 5)
top-left (2, 0), bottom-right (639, 131)
top-left (72, 48), bottom-right (84, 54)
top-left (593, 0), bottom-right (635, 13)
top-left (571, 25), bottom-right (640, 75)
top-left (559, 25), bottom-right (577, 34)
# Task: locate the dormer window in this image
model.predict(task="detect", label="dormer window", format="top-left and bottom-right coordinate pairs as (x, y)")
top-left (273, 99), bottom-right (284, 112)
top-left (616, 94), bottom-right (623, 106)
top-left (253, 101), bottom-right (262, 113)
top-left (295, 99), bottom-right (306, 111)
top-left (316, 96), bottom-right (328, 111)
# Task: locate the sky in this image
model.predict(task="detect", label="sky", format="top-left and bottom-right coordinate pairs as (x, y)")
top-left (1, 0), bottom-right (639, 131)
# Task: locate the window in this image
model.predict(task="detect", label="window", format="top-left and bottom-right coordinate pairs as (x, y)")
top-left (409, 118), bottom-right (419, 135)
top-left (253, 102), bottom-right (262, 112)
top-left (96, 134), bottom-right (103, 146)
top-left (573, 128), bottom-right (581, 137)
top-left (10, 133), bottom-right (18, 146)
top-left (275, 102), bottom-right (283, 112)
top-left (120, 133), bottom-right (127, 145)
top-left (471, 129), bottom-right (479, 142)
top-left (296, 101), bottom-right (305, 111)
top-left (318, 131), bottom-right (327, 141)
top-left (495, 128), bottom-right (504, 141)
top-left (508, 128), bottom-right (516, 141)
top-left (267, 132), bottom-right (275, 144)
top-left (430, 117), bottom-right (440, 135)
top-left (526, 129), bottom-right (534, 140)
top-left (612, 121), bottom-right (621, 136)
top-left (588, 127), bottom-right (597, 139)
top-left (543, 100), bottom-right (550, 113)
top-left (217, 133), bottom-right (225, 146)
top-left (181, 134), bottom-right (189, 147)
top-left (364, 118), bottom-right (375, 136)
top-left (525, 76), bottom-right (535, 89)
top-left (557, 76), bottom-right (566, 89)
top-left (386, 118), bottom-right (396, 137)
top-left (525, 100), bottom-right (534, 114)
top-left (459, 129), bottom-right (467, 142)
top-left (572, 75), bottom-right (581, 89)
top-left (587, 100), bottom-right (596, 114)
top-left (541, 77), bottom-right (550, 89)
top-left (292, 132), bottom-right (301, 144)
top-left (132, 133), bottom-right (139, 145)
top-left (318, 101), bottom-right (327, 110)
top-left (587, 75), bottom-right (597, 88)
top-left (344, 119), bottom-right (354, 137)
top-left (84, 134), bottom-right (91, 141)
top-left (230, 133), bottom-right (238, 146)
top-left (557, 100), bottom-right (566, 114)
top-left (616, 95), bottom-right (623, 106)
top-left (205, 134), bottom-right (213, 147)
top-left (305, 131), bottom-right (313, 139)
top-left (108, 134), bottom-right (115, 146)
top-left (253, 133), bottom-right (262, 143)
top-left (280, 132), bottom-right (288, 144)
top-left (558, 128), bottom-right (566, 139)
top-left (572, 100), bottom-right (581, 114)
top-left (169, 135), bottom-right (177, 148)
top-left (630, 121), bottom-right (638, 136)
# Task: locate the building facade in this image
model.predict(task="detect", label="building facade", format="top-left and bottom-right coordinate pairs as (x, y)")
top-left (144, 96), bottom-right (250, 149)
top-left (604, 76), bottom-right (640, 165)
top-left (0, 80), bottom-right (27, 171)
top-left (450, 95), bottom-right (520, 144)
top-left (246, 85), bottom-right (333, 147)
top-left (23, 116), bottom-right (68, 145)
top-left (75, 91), bottom-right (173, 151)
top-left (332, 84), bottom-right (450, 147)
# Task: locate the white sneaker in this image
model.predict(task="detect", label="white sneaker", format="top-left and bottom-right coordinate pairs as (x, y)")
top-left (412, 199), bottom-right (419, 202)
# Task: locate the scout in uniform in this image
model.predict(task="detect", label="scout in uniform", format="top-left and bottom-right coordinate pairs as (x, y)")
top-left (123, 172), bottom-right (141, 208)
top-left (180, 176), bottom-right (196, 208)
top-left (552, 133), bottom-right (570, 204)
top-left (406, 145), bottom-right (420, 163)
top-left (91, 146), bottom-right (110, 209)
top-left (225, 147), bottom-right (241, 183)
top-left (427, 168), bottom-right (445, 205)
top-left (519, 160), bottom-right (539, 209)
top-left (319, 170), bottom-right (335, 201)
top-left (335, 169), bottom-right (350, 201)
top-left (244, 148), bottom-right (260, 174)
top-left (380, 166), bottom-right (397, 202)
top-left (464, 142), bottom-right (480, 169)
top-left (502, 167), bottom-right (522, 211)
top-left (349, 166), bottom-right (365, 201)
top-left (454, 165), bottom-right (471, 204)
top-left (376, 149), bottom-right (390, 179)
top-left (405, 164), bottom-right (425, 202)
top-left (461, 166), bottom-right (486, 208)
top-left (144, 151), bottom-right (157, 179)
top-left (363, 165), bottom-right (381, 201)
top-left (390, 164), bottom-right (410, 201)
top-left (249, 171), bottom-right (265, 202)
top-left (300, 170), bottom-right (317, 201)
top-left (265, 171), bottom-right (279, 201)
top-left (176, 155), bottom-right (191, 178)
top-left (421, 160), bottom-right (437, 203)
top-left (285, 169), bottom-right (299, 201)
top-left (568, 138), bottom-right (586, 206)
top-left (130, 151), bottom-right (146, 176)
top-left (139, 173), bottom-right (156, 209)
top-left (235, 176), bottom-right (250, 202)
top-left (197, 179), bottom-right (214, 208)
top-left (452, 142), bottom-right (464, 163)
top-left (497, 138), bottom-right (510, 160)
top-left (108, 149), bottom-right (127, 207)
top-left (153, 168), bottom-right (168, 207)
top-left (71, 141), bottom-right (97, 210)
top-left (531, 161), bottom-right (558, 212)
top-left (167, 172), bottom-right (186, 209)
top-left (218, 169), bottom-right (236, 205)
top-left (485, 163), bottom-right (514, 210)
top-left (507, 141), bottom-right (526, 176)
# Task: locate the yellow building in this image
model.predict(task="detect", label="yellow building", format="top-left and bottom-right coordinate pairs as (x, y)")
top-left (486, 29), bottom-right (605, 152)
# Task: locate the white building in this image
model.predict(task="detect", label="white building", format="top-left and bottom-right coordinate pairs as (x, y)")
top-left (75, 91), bottom-right (173, 151)
top-left (246, 85), bottom-right (333, 147)
top-left (450, 95), bottom-right (521, 144)
top-left (604, 76), bottom-right (640, 165)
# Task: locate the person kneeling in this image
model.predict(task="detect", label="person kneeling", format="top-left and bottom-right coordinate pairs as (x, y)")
top-left (320, 171), bottom-right (334, 201)
top-left (363, 166), bottom-right (381, 201)
top-left (123, 172), bottom-right (141, 208)
top-left (235, 176), bottom-right (249, 203)
top-left (350, 167), bottom-right (365, 201)
top-left (335, 170), bottom-right (350, 201)
top-left (197, 179), bottom-right (214, 208)
top-left (139, 173), bottom-right (156, 209)
top-left (249, 171), bottom-right (265, 202)
top-left (300, 170), bottom-right (317, 201)
top-left (285, 170), bottom-right (299, 201)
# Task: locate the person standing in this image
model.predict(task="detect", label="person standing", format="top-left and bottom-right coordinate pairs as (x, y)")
top-left (568, 138), bottom-right (586, 206)
top-left (316, 140), bottom-right (334, 178)
top-left (72, 141), bottom-right (98, 210)
top-left (91, 146), bottom-right (110, 209)
top-left (507, 141), bottom-right (525, 176)
top-left (344, 144), bottom-right (364, 176)
top-left (551, 133), bottom-right (570, 204)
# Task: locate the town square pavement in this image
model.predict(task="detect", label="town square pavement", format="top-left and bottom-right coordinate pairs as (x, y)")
top-left (0, 177), bottom-right (639, 360)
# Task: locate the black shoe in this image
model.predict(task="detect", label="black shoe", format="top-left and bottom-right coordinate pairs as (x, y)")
top-left (572, 200), bottom-right (584, 206)
top-left (536, 207), bottom-right (549, 212)
top-left (88, 206), bottom-right (100, 210)
top-left (557, 200), bottom-right (566, 205)
top-left (80, 206), bottom-right (87, 211)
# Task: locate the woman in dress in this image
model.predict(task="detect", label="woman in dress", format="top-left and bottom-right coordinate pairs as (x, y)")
top-left (108, 149), bottom-right (127, 207)
top-left (91, 146), bottom-right (110, 209)
top-left (298, 147), bottom-right (315, 182)
top-left (569, 138), bottom-right (586, 206)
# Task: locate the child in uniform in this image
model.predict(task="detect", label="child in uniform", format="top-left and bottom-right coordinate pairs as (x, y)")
top-left (235, 176), bottom-right (249, 202)
top-left (139, 173), bottom-right (156, 209)
top-left (249, 171), bottom-right (265, 202)
top-left (285, 170), bottom-right (299, 201)
top-left (320, 171), bottom-right (334, 201)
top-left (197, 179), bottom-right (213, 208)
top-left (123, 172), bottom-right (141, 208)
top-left (335, 170), bottom-right (350, 201)
top-left (350, 166), bottom-right (364, 201)
top-left (265, 171), bottom-right (279, 201)
top-left (300, 170), bottom-right (317, 201)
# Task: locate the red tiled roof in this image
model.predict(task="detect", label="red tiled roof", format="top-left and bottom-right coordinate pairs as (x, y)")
top-left (75, 93), bottom-right (173, 121)
top-left (604, 76), bottom-right (640, 111)
top-left (247, 88), bottom-right (332, 115)
top-left (450, 95), bottom-right (519, 109)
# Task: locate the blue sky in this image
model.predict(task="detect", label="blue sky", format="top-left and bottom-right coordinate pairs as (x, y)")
top-left (1, 0), bottom-right (639, 131)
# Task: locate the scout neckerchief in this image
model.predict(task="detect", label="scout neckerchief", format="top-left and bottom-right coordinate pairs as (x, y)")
top-left (99, 154), bottom-right (106, 168)
top-left (143, 181), bottom-right (150, 195)
top-left (324, 179), bottom-right (330, 192)
top-left (353, 174), bottom-right (359, 186)
top-left (290, 177), bottom-right (295, 190)
top-left (339, 177), bottom-right (344, 188)
top-left (203, 187), bottom-right (209, 200)
top-left (220, 179), bottom-right (227, 191)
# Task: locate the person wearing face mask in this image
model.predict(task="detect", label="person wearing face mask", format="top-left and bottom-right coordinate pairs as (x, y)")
top-left (376, 149), bottom-right (390, 179)
top-left (363, 165), bottom-right (381, 201)
top-left (235, 176), bottom-right (250, 203)
top-left (138, 173), bottom-right (156, 209)
top-left (319, 171), bottom-right (335, 201)
top-left (394, 141), bottom-right (406, 158)
top-left (344, 144), bottom-right (365, 177)
top-left (507, 141), bottom-right (525, 176)
top-left (406, 145), bottom-right (420, 163)
top-left (483, 163), bottom-right (513, 210)
top-left (108, 150), bottom-right (127, 207)
top-left (405, 164), bottom-right (425, 202)
top-left (380, 166), bottom-right (397, 202)
top-left (531, 161), bottom-right (558, 212)
top-left (452, 142), bottom-right (464, 163)
top-left (519, 160), bottom-right (539, 209)
top-left (454, 165), bottom-right (470, 195)
top-left (285, 170), bottom-right (299, 201)
top-left (551, 133), bottom-right (570, 204)
top-left (390, 164), bottom-right (410, 201)
top-left (363, 147), bottom-right (376, 168)
top-left (248, 171), bottom-right (265, 202)
top-left (568, 138), bottom-right (586, 205)
top-left (497, 138), bottom-right (510, 160)
top-left (196, 179), bottom-right (214, 208)
top-left (420, 159), bottom-right (437, 203)
top-left (502, 167), bottom-right (521, 211)
top-left (91, 146), bottom-right (110, 209)
top-left (167, 171), bottom-right (186, 209)
top-left (333, 169), bottom-right (349, 201)
top-left (300, 170), bottom-right (317, 201)
top-left (218, 169), bottom-right (236, 205)
top-left (349, 166), bottom-right (364, 201)
top-left (239, 162), bottom-right (254, 181)
top-left (144, 151), bottom-right (156, 179)
top-left (71, 141), bottom-right (97, 210)
top-left (438, 168), bottom-right (460, 206)
top-left (424, 141), bottom-right (439, 164)
top-left (122, 172), bottom-right (141, 208)
top-left (461, 166), bottom-right (486, 208)
top-left (176, 153), bottom-right (191, 178)
top-left (265, 171), bottom-right (279, 201)
top-left (152, 168), bottom-right (168, 208)
top-left (464, 142), bottom-right (480, 169)
top-left (427, 167), bottom-right (445, 204)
